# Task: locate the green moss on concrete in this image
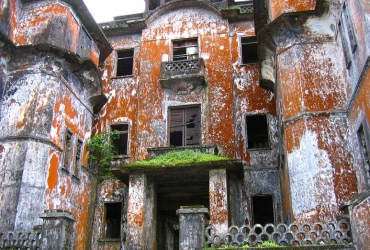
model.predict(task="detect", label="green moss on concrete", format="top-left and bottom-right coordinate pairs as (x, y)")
top-left (125, 150), bottom-right (231, 168)
top-left (202, 245), bottom-right (354, 250)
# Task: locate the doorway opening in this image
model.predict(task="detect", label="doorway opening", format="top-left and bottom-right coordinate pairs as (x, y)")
top-left (252, 195), bottom-right (274, 226)
top-left (156, 182), bottom-right (209, 250)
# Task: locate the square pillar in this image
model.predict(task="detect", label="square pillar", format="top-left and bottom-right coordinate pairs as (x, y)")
top-left (209, 169), bottom-right (229, 233)
top-left (176, 206), bottom-right (208, 250)
top-left (40, 210), bottom-right (76, 250)
top-left (125, 174), bottom-right (148, 250)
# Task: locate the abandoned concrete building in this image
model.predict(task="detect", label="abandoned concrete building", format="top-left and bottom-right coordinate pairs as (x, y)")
top-left (0, 0), bottom-right (370, 249)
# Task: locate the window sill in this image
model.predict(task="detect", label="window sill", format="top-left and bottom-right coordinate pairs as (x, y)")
top-left (240, 62), bottom-right (258, 66)
top-left (72, 174), bottom-right (80, 182)
top-left (246, 147), bottom-right (272, 151)
top-left (60, 167), bottom-right (70, 174)
top-left (98, 238), bottom-right (121, 242)
top-left (112, 155), bottom-right (130, 159)
top-left (112, 75), bottom-right (134, 79)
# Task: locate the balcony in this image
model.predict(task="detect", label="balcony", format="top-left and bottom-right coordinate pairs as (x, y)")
top-left (159, 58), bottom-right (205, 95)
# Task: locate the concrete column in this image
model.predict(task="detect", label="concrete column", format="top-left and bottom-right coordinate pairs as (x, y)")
top-left (176, 206), bottom-right (208, 250)
top-left (209, 169), bottom-right (228, 233)
top-left (125, 174), bottom-right (147, 250)
top-left (40, 210), bottom-right (76, 250)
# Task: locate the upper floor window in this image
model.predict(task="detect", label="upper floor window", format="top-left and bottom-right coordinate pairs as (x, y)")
top-left (116, 49), bottom-right (134, 76)
top-left (73, 138), bottom-right (83, 177)
top-left (173, 39), bottom-right (198, 61)
top-left (111, 124), bottom-right (129, 156)
top-left (357, 123), bottom-right (370, 186)
top-left (339, 2), bottom-right (358, 69)
top-left (63, 130), bottom-right (73, 171)
top-left (62, 128), bottom-right (83, 178)
top-left (169, 106), bottom-right (201, 146)
top-left (241, 37), bottom-right (258, 64)
top-left (246, 114), bottom-right (269, 149)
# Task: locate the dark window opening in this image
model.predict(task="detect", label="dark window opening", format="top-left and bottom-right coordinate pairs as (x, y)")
top-left (252, 195), bottom-right (274, 226)
top-left (111, 124), bottom-right (129, 155)
top-left (63, 130), bottom-right (73, 170)
top-left (170, 106), bottom-right (201, 146)
top-left (116, 49), bottom-right (134, 76)
top-left (246, 114), bottom-right (269, 149)
top-left (73, 139), bottom-right (83, 176)
top-left (241, 37), bottom-right (258, 64)
top-left (105, 203), bottom-right (122, 238)
top-left (357, 124), bottom-right (370, 183)
top-left (173, 39), bottom-right (198, 61)
top-left (339, 2), bottom-right (358, 70)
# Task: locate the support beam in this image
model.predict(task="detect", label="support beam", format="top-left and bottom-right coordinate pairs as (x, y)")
top-left (209, 169), bottom-right (228, 233)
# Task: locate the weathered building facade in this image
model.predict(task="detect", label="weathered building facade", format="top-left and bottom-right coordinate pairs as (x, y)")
top-left (0, 0), bottom-right (369, 249)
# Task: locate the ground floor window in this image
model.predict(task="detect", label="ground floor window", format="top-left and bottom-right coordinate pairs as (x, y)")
top-left (104, 202), bottom-right (122, 238)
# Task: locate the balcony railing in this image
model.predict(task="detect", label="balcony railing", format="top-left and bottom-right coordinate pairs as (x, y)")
top-left (159, 58), bottom-right (205, 94)
top-left (205, 220), bottom-right (352, 248)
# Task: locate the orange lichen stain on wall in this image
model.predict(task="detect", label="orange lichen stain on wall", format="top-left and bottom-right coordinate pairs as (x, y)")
top-left (127, 209), bottom-right (144, 227)
top-left (203, 35), bottom-right (235, 156)
top-left (71, 185), bottom-right (92, 249)
top-left (278, 49), bottom-right (304, 121)
top-left (210, 192), bottom-right (228, 224)
top-left (50, 99), bottom-right (63, 147)
top-left (0, 144), bottom-right (3, 162)
top-left (17, 86), bottom-right (37, 129)
top-left (301, 46), bottom-right (349, 113)
top-left (15, 4), bottom-right (68, 45)
top-left (287, 0), bottom-right (316, 12)
top-left (9, 0), bottom-right (19, 41)
top-left (270, 0), bottom-right (316, 21)
top-left (90, 43), bottom-right (100, 66)
top-left (350, 67), bottom-right (370, 125)
top-left (47, 150), bottom-right (59, 189)
top-left (284, 119), bottom-right (306, 153)
top-left (66, 11), bottom-right (80, 54)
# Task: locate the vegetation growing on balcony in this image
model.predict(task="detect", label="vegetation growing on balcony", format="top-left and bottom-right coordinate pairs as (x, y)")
top-left (125, 149), bottom-right (231, 167)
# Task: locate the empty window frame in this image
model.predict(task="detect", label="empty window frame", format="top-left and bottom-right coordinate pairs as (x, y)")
top-left (357, 124), bottom-right (370, 184)
top-left (246, 114), bottom-right (269, 149)
top-left (173, 39), bottom-right (199, 61)
top-left (111, 124), bottom-right (129, 155)
top-left (116, 49), bottom-right (134, 76)
top-left (241, 37), bottom-right (258, 64)
top-left (73, 138), bottom-right (83, 177)
top-left (169, 106), bottom-right (201, 146)
top-left (252, 195), bottom-right (274, 226)
top-left (104, 203), bottom-right (122, 238)
top-left (339, 2), bottom-right (358, 69)
top-left (63, 130), bottom-right (73, 171)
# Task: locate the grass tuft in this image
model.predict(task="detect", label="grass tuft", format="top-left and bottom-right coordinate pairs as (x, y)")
top-left (125, 150), bottom-right (231, 168)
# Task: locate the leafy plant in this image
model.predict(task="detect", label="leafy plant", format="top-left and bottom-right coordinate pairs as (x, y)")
top-left (257, 241), bottom-right (280, 248)
top-left (125, 149), bottom-right (231, 168)
top-left (86, 130), bottom-right (120, 174)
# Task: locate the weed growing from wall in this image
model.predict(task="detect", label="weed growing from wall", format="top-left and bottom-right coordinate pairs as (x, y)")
top-left (87, 130), bottom-right (120, 175)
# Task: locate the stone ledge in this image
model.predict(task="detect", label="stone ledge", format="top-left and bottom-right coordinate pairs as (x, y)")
top-left (40, 209), bottom-right (76, 221)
